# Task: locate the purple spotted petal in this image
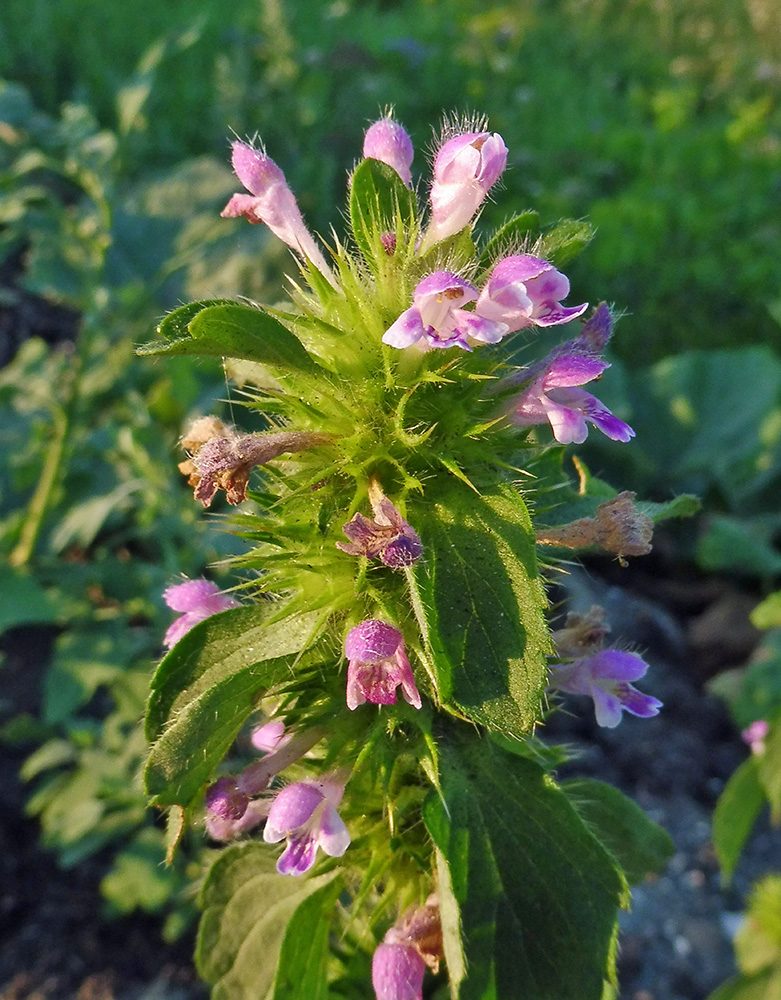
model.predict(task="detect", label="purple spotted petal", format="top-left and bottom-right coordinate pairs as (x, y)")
top-left (455, 310), bottom-right (509, 344)
top-left (533, 301), bottom-right (590, 327)
top-left (618, 685), bottom-right (663, 719)
top-left (591, 686), bottom-right (625, 728)
top-left (277, 830), bottom-right (319, 875)
top-left (543, 398), bottom-right (589, 445)
top-left (345, 621), bottom-right (403, 662)
top-left (383, 307), bottom-right (425, 348)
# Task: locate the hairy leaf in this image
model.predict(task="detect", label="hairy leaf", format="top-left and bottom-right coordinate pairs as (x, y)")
top-left (562, 778), bottom-right (674, 884)
top-left (137, 301), bottom-right (322, 376)
top-left (413, 478), bottom-right (550, 736)
top-left (350, 157), bottom-right (417, 269)
top-left (196, 842), bottom-right (342, 1000)
top-left (423, 728), bottom-right (628, 1000)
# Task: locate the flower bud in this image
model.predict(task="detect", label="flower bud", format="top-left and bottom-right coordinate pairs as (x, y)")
top-left (205, 776), bottom-right (249, 821)
top-left (371, 943), bottom-right (426, 1000)
top-left (363, 116), bottom-right (414, 187)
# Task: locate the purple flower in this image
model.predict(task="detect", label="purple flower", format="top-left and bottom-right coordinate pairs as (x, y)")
top-left (163, 579), bottom-right (239, 648)
top-left (742, 719), bottom-right (769, 755)
top-left (549, 649), bottom-right (662, 728)
top-left (508, 306), bottom-right (634, 444)
top-left (363, 116), bottom-right (414, 187)
top-left (422, 130), bottom-right (508, 249)
top-left (221, 140), bottom-right (336, 286)
top-left (337, 489), bottom-right (422, 567)
top-left (372, 943), bottom-right (427, 1000)
top-left (263, 779), bottom-right (350, 876)
top-left (475, 255), bottom-right (588, 333)
top-left (344, 621), bottom-right (422, 710)
top-left (382, 271), bottom-right (507, 351)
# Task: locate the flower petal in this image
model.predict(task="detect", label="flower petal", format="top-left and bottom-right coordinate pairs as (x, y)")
top-left (317, 803), bottom-right (351, 858)
top-left (277, 830), bottom-right (319, 875)
top-left (383, 307), bottom-right (425, 349)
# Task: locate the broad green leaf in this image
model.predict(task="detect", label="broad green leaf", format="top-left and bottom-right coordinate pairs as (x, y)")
top-left (537, 219), bottom-right (594, 267)
top-left (561, 778), bottom-right (674, 884)
top-left (272, 876), bottom-right (345, 1000)
top-left (151, 298), bottom-right (234, 341)
top-left (196, 842), bottom-right (341, 1000)
top-left (145, 664), bottom-right (293, 807)
top-left (137, 302), bottom-right (322, 377)
top-left (0, 567), bottom-right (58, 634)
top-left (713, 758), bottom-right (764, 882)
top-left (478, 210), bottom-right (540, 268)
top-left (146, 605), bottom-right (322, 740)
top-left (413, 478), bottom-right (550, 736)
top-left (423, 728), bottom-right (628, 1000)
top-left (350, 157), bottom-right (417, 269)
top-left (100, 828), bottom-right (180, 915)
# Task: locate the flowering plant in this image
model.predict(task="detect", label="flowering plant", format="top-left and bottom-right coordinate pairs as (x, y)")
top-left (138, 113), bottom-right (685, 999)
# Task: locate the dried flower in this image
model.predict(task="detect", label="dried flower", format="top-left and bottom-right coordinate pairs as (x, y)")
top-left (338, 484), bottom-right (422, 567)
top-left (535, 492), bottom-right (653, 560)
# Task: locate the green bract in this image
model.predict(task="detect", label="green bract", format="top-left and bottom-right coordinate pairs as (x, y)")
top-left (139, 132), bottom-right (674, 999)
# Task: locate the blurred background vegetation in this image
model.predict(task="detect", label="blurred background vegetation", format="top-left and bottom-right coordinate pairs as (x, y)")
top-left (1, 0), bottom-right (780, 961)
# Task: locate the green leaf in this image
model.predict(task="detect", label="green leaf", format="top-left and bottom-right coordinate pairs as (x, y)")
top-left (713, 758), bottom-right (765, 882)
top-left (736, 876), bottom-right (781, 975)
top-left (478, 210), bottom-right (540, 268)
top-left (0, 567), bottom-right (59, 634)
top-left (196, 842), bottom-right (342, 1000)
top-left (146, 605), bottom-right (321, 740)
top-left (537, 219), bottom-right (594, 267)
top-left (137, 302), bottom-right (322, 376)
top-left (561, 778), bottom-right (674, 885)
top-left (697, 515), bottom-right (781, 577)
top-left (272, 876), bottom-right (345, 1000)
top-left (144, 606), bottom-right (322, 808)
top-left (412, 478), bottom-right (550, 736)
top-left (100, 828), bottom-right (180, 915)
top-left (423, 727), bottom-right (628, 1000)
top-left (349, 157), bottom-right (417, 269)
top-left (153, 298), bottom-right (236, 341)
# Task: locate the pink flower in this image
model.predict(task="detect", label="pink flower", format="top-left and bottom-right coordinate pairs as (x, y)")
top-left (162, 579), bottom-right (239, 648)
top-left (344, 621), bottom-right (422, 710)
top-left (382, 271), bottom-right (507, 351)
top-left (507, 304), bottom-right (634, 445)
top-left (422, 130), bottom-right (508, 249)
top-left (221, 140), bottom-right (336, 286)
top-left (742, 719), bottom-right (769, 755)
top-left (363, 116), bottom-right (414, 187)
top-left (263, 779), bottom-right (350, 876)
top-left (205, 775), bottom-right (249, 821)
top-left (372, 943), bottom-right (426, 1000)
top-left (475, 255), bottom-right (588, 333)
top-left (549, 649), bottom-right (662, 728)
